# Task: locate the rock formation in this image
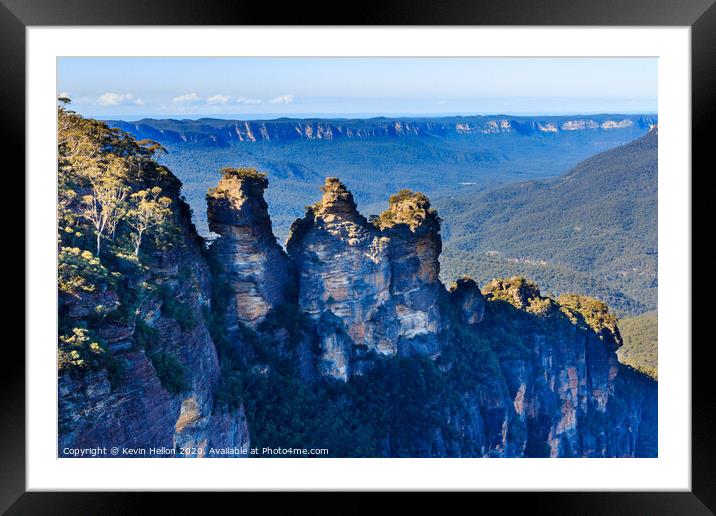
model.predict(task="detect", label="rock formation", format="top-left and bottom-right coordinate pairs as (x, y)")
top-left (461, 278), bottom-right (655, 458)
top-left (206, 168), bottom-right (291, 329)
top-left (285, 179), bottom-right (459, 379)
top-left (448, 277), bottom-right (486, 325)
top-left (377, 190), bottom-right (445, 355)
top-left (286, 178), bottom-right (396, 380)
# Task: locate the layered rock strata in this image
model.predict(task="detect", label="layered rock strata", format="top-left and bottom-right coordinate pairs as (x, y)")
top-left (377, 190), bottom-right (445, 356)
top-left (206, 168), bottom-right (291, 329)
top-left (286, 178), bottom-right (396, 380)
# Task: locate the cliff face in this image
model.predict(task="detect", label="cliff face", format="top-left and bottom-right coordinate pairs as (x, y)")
top-left (206, 169), bottom-right (291, 329)
top-left (379, 190), bottom-right (445, 356)
top-left (59, 191), bottom-right (250, 457)
top-left (110, 115), bottom-right (658, 146)
top-left (447, 279), bottom-right (656, 458)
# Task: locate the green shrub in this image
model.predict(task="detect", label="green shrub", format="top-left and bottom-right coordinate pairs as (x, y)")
top-left (149, 352), bottom-right (189, 394)
top-left (218, 167), bottom-right (268, 187)
top-left (158, 285), bottom-right (197, 330)
top-left (214, 370), bottom-right (244, 411)
top-left (58, 326), bottom-right (106, 371)
top-left (58, 247), bottom-right (110, 296)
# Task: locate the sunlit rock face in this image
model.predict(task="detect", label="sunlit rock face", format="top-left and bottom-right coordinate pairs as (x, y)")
top-left (377, 190), bottom-right (445, 356)
top-left (287, 178), bottom-right (398, 380)
top-left (286, 180), bottom-right (469, 380)
top-left (207, 169), bottom-right (292, 329)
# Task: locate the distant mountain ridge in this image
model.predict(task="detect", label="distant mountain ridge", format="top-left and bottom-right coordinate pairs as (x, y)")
top-left (106, 114), bottom-right (658, 317)
top-left (108, 114), bottom-right (657, 146)
top-left (108, 113), bottom-right (656, 243)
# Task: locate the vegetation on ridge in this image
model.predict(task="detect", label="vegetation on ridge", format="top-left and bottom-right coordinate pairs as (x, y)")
top-left (219, 166), bottom-right (268, 186)
top-left (557, 293), bottom-right (620, 340)
top-left (376, 188), bottom-right (437, 230)
top-left (57, 98), bottom-right (188, 393)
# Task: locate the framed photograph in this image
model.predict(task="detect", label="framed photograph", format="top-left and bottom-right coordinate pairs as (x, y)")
top-left (5, 0), bottom-right (712, 512)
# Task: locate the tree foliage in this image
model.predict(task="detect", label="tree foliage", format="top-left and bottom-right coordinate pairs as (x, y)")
top-left (57, 100), bottom-right (184, 379)
top-left (126, 187), bottom-right (172, 255)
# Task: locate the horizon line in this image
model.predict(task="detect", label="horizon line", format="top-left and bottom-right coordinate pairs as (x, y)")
top-left (98, 111), bottom-right (659, 122)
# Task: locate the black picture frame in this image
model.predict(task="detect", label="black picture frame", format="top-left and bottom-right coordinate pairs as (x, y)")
top-left (3, 0), bottom-right (712, 512)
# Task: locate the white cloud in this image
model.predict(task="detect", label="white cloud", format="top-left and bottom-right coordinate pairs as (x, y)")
top-left (58, 91), bottom-right (71, 99)
top-left (207, 94), bottom-right (231, 105)
top-left (97, 92), bottom-right (143, 106)
top-left (172, 92), bottom-right (203, 105)
top-left (171, 93), bottom-right (268, 107)
top-left (268, 94), bottom-right (295, 105)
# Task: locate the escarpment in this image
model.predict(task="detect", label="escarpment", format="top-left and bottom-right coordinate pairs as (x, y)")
top-left (110, 114), bottom-right (658, 146)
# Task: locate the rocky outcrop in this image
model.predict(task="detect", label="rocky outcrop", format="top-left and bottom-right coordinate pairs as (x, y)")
top-left (377, 190), bottom-right (445, 356)
top-left (448, 277), bottom-right (486, 325)
top-left (206, 168), bottom-right (291, 329)
top-left (59, 193), bottom-right (250, 458)
top-left (464, 278), bottom-right (654, 457)
top-left (285, 179), bottom-right (456, 380)
top-left (286, 178), bottom-right (396, 380)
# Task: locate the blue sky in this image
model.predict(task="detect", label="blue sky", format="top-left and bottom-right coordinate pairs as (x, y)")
top-left (58, 57), bottom-right (657, 120)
